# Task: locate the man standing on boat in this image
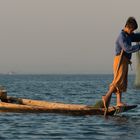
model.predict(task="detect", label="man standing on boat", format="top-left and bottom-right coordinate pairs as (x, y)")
top-left (102, 17), bottom-right (140, 110)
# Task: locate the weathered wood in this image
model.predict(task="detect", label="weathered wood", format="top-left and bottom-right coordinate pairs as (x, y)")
top-left (0, 101), bottom-right (104, 115)
top-left (0, 101), bottom-right (114, 115)
top-left (7, 96), bottom-right (89, 110)
top-left (0, 102), bottom-right (52, 113)
top-left (0, 96), bottom-right (135, 115)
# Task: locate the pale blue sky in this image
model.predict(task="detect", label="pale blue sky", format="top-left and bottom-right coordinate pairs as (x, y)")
top-left (0, 0), bottom-right (140, 74)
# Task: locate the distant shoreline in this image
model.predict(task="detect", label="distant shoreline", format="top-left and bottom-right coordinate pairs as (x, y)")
top-left (0, 73), bottom-right (135, 76)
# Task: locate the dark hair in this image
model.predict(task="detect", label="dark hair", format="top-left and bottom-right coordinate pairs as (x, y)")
top-left (125, 17), bottom-right (138, 30)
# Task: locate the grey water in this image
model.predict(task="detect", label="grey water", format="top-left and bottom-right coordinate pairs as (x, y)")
top-left (0, 74), bottom-right (139, 140)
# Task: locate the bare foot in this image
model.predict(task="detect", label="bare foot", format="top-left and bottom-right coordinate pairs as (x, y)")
top-left (102, 95), bottom-right (112, 108)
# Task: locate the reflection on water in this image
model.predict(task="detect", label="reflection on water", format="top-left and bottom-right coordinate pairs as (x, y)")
top-left (0, 75), bottom-right (139, 140)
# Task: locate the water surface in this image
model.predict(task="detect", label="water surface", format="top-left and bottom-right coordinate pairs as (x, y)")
top-left (0, 74), bottom-right (139, 140)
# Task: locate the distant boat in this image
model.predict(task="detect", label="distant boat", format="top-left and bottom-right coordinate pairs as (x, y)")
top-left (7, 72), bottom-right (15, 75)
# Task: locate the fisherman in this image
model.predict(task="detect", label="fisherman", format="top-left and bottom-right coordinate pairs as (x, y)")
top-left (102, 17), bottom-right (140, 111)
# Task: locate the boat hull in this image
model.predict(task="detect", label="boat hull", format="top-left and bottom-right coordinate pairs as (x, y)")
top-left (0, 96), bottom-right (136, 116)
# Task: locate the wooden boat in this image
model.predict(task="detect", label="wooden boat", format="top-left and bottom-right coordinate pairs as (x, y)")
top-left (0, 96), bottom-right (136, 116)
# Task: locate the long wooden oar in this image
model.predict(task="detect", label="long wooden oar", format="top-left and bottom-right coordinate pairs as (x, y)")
top-left (115, 49), bottom-right (124, 78)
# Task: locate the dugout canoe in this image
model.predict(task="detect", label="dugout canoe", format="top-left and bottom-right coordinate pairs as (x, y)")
top-left (0, 96), bottom-right (136, 116)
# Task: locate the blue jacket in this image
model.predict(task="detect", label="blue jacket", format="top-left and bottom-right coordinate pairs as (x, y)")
top-left (115, 30), bottom-right (140, 59)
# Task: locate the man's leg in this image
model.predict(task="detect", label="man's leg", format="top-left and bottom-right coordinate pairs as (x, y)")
top-left (102, 85), bottom-right (116, 108)
top-left (116, 91), bottom-right (126, 106)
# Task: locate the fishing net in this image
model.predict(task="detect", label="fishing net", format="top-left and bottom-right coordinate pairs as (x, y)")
top-left (135, 42), bottom-right (140, 88)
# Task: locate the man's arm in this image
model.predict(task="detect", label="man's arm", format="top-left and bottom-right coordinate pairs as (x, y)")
top-left (131, 33), bottom-right (140, 42)
top-left (119, 36), bottom-right (140, 53)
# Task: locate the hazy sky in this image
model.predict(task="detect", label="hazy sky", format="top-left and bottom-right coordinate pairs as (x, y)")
top-left (0, 0), bottom-right (140, 74)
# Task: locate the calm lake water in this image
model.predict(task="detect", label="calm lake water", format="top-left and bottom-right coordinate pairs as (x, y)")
top-left (0, 74), bottom-right (139, 140)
